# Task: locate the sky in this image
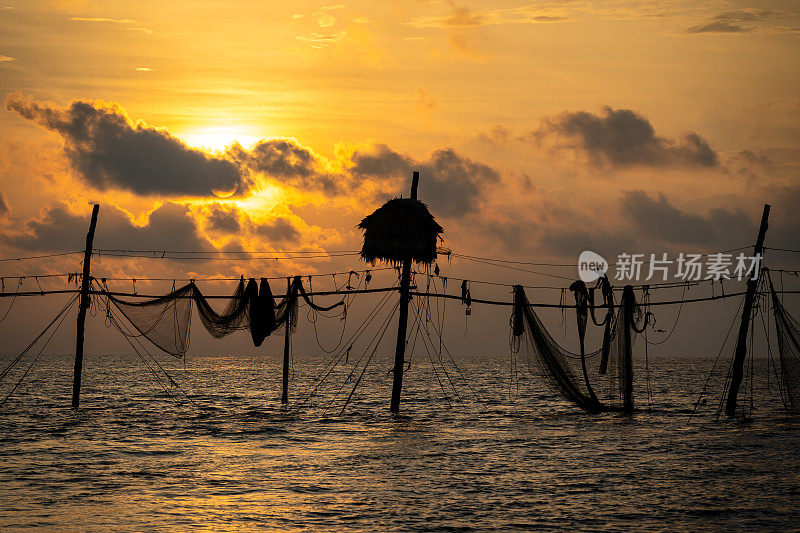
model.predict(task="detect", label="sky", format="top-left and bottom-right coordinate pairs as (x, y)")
top-left (1, 0), bottom-right (799, 362)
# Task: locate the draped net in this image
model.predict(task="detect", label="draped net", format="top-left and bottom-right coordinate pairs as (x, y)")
top-left (512, 284), bottom-right (641, 413)
top-left (105, 277), bottom-right (341, 357)
top-left (769, 277), bottom-right (800, 411)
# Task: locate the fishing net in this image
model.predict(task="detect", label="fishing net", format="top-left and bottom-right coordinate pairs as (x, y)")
top-left (512, 283), bottom-right (643, 413)
top-left (105, 283), bottom-right (193, 357)
top-left (105, 277), bottom-right (342, 357)
top-left (769, 278), bottom-right (800, 411)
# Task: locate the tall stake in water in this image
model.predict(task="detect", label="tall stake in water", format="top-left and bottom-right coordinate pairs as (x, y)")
top-left (390, 171), bottom-right (419, 413)
top-left (725, 203), bottom-right (770, 417)
top-left (72, 204), bottom-right (99, 409)
top-left (282, 277), bottom-right (292, 404)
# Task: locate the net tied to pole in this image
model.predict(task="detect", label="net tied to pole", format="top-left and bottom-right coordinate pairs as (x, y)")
top-left (103, 277), bottom-right (344, 357)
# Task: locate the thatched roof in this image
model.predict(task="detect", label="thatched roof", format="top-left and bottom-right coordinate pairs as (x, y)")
top-left (358, 198), bottom-right (443, 265)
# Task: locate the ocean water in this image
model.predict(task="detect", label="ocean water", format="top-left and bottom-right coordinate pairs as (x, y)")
top-left (1, 352), bottom-right (799, 531)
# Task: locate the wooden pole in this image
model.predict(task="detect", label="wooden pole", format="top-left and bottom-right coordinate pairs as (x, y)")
top-left (725, 203), bottom-right (770, 417)
top-left (72, 204), bottom-right (99, 409)
top-left (622, 286), bottom-right (634, 413)
top-left (390, 171), bottom-right (419, 413)
top-left (281, 277), bottom-right (294, 404)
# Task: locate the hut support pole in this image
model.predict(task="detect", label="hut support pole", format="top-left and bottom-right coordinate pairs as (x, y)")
top-left (725, 204), bottom-right (770, 417)
top-left (72, 204), bottom-right (99, 409)
top-left (281, 277), bottom-right (292, 404)
top-left (390, 171), bottom-right (419, 413)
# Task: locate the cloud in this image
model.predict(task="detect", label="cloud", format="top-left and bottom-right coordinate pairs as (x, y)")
top-left (420, 149), bottom-right (500, 215)
top-left (254, 217), bottom-right (300, 244)
top-left (349, 143), bottom-right (411, 179)
top-left (68, 16), bottom-right (153, 33)
top-left (411, 2), bottom-right (567, 28)
top-left (296, 31), bottom-right (347, 47)
top-left (620, 191), bottom-right (750, 247)
top-left (312, 5), bottom-right (345, 28)
top-left (229, 138), bottom-right (342, 193)
top-left (0, 55), bottom-right (15, 62)
top-left (687, 21), bottom-right (753, 33)
top-left (69, 17), bottom-right (136, 23)
top-left (476, 125), bottom-right (513, 147)
top-left (535, 107), bottom-right (718, 168)
top-left (415, 88), bottom-right (437, 113)
top-left (0, 189), bottom-right (9, 216)
top-left (5, 95), bottom-right (503, 211)
top-left (540, 226), bottom-right (635, 260)
top-left (199, 202), bottom-right (300, 245)
top-left (348, 144), bottom-right (500, 216)
top-left (6, 94), bottom-right (244, 197)
top-left (3, 202), bottom-right (214, 253)
top-left (687, 9), bottom-right (785, 34)
top-left (204, 204), bottom-right (241, 234)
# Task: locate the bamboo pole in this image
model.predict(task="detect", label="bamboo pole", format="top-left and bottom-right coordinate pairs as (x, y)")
top-left (72, 204), bottom-right (99, 409)
top-left (725, 204), bottom-right (770, 417)
top-left (390, 171), bottom-right (419, 413)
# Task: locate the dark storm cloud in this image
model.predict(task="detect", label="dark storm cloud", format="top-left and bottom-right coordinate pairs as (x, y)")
top-left (6, 94), bottom-right (243, 197)
top-left (349, 145), bottom-right (500, 217)
top-left (4, 202), bottom-right (213, 253)
top-left (620, 191), bottom-right (750, 247)
top-left (537, 107), bottom-right (718, 168)
top-left (254, 217), bottom-right (300, 244)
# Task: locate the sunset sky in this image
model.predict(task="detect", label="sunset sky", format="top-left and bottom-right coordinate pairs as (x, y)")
top-left (1, 0), bottom-right (799, 356)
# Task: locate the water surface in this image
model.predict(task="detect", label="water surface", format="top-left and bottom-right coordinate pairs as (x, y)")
top-left (1, 353), bottom-right (798, 531)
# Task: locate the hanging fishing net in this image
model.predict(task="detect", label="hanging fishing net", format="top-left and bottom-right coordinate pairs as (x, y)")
top-left (105, 283), bottom-right (193, 357)
top-left (105, 277), bottom-right (342, 357)
top-left (512, 283), bottom-right (644, 413)
top-left (768, 276), bottom-right (800, 412)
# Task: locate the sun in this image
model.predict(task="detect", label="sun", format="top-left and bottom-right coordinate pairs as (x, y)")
top-left (181, 127), bottom-right (261, 152)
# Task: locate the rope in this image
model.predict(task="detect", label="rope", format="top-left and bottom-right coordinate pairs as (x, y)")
top-left (0, 294), bottom-right (79, 407)
top-left (642, 282), bottom-right (688, 345)
top-left (339, 301), bottom-right (400, 415)
top-left (290, 284), bottom-right (398, 412)
top-left (0, 278), bottom-right (23, 325)
top-left (688, 294), bottom-right (746, 423)
top-left (0, 251), bottom-right (83, 262)
top-left (95, 251), bottom-right (360, 260)
top-left (411, 295), bottom-right (462, 404)
top-left (0, 294), bottom-right (78, 384)
top-left (419, 296), bottom-right (485, 403)
top-left (103, 295), bottom-right (196, 405)
top-left (450, 245), bottom-right (751, 267)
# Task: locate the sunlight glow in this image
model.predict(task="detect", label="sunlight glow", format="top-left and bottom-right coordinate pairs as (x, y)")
top-left (181, 128), bottom-right (261, 152)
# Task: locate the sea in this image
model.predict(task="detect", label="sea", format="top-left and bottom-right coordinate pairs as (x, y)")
top-left (1, 352), bottom-right (799, 531)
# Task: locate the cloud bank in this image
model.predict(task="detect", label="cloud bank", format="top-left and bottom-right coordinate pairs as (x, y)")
top-left (535, 107), bottom-right (718, 168)
top-left (6, 94), bottom-right (243, 197)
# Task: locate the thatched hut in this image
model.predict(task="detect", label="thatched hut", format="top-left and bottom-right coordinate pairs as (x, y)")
top-left (358, 198), bottom-right (443, 266)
